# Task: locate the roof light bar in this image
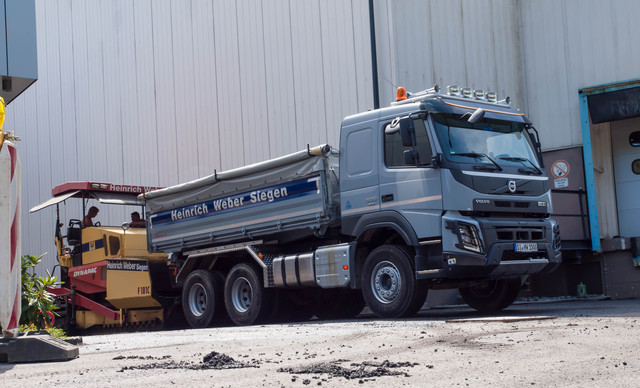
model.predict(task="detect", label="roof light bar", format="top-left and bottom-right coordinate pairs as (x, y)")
top-left (392, 83), bottom-right (511, 106)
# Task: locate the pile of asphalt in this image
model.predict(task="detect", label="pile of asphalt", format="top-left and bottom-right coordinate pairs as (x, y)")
top-left (278, 359), bottom-right (419, 382)
top-left (114, 350), bottom-right (419, 383)
top-left (116, 351), bottom-right (260, 372)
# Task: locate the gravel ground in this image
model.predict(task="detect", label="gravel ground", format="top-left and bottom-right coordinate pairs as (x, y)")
top-left (2, 298), bottom-right (639, 387)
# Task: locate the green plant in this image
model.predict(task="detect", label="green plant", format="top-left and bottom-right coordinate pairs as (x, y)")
top-left (20, 254), bottom-right (60, 330)
top-left (18, 323), bottom-right (66, 338)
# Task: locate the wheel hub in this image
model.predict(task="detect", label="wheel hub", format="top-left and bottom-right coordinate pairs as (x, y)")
top-left (371, 261), bottom-right (401, 304)
top-left (188, 283), bottom-right (207, 317)
top-left (231, 277), bottom-right (253, 313)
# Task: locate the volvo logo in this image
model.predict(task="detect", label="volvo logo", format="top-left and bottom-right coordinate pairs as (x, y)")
top-left (508, 180), bottom-right (517, 193)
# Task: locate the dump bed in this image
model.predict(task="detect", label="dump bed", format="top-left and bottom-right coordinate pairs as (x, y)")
top-left (142, 146), bottom-right (339, 253)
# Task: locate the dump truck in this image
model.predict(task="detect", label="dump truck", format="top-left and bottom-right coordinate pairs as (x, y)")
top-left (141, 85), bottom-right (562, 328)
top-left (29, 182), bottom-right (182, 330)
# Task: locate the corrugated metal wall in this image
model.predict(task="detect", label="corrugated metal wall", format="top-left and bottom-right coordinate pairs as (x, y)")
top-left (519, 0), bottom-right (640, 150)
top-left (6, 0), bottom-right (374, 273)
top-left (375, 0), bottom-right (525, 111)
top-left (376, 0), bottom-right (640, 151)
top-left (6, 0), bottom-right (640, 273)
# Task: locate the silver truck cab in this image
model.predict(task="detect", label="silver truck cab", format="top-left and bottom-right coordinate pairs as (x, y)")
top-left (339, 85), bottom-right (561, 311)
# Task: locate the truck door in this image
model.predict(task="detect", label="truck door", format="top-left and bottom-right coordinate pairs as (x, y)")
top-left (340, 125), bottom-right (381, 220)
top-left (378, 117), bottom-right (443, 239)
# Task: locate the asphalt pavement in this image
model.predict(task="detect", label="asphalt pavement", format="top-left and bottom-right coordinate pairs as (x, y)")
top-left (2, 298), bottom-right (639, 387)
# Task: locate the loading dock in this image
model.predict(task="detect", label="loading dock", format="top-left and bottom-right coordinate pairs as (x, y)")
top-left (543, 79), bottom-right (640, 298)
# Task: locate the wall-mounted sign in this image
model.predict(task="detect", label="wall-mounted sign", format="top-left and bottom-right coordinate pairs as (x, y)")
top-left (551, 160), bottom-right (570, 178)
top-left (554, 178), bottom-right (569, 188)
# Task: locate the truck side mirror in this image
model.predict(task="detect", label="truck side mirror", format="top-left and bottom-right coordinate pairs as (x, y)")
top-left (399, 117), bottom-right (415, 147)
top-left (527, 126), bottom-right (545, 168)
top-left (404, 149), bottom-right (419, 165)
top-left (468, 108), bottom-right (485, 124)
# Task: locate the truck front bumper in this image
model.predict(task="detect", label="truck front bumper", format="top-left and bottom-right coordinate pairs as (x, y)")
top-left (438, 244), bottom-right (562, 279)
top-left (430, 213), bottom-right (562, 280)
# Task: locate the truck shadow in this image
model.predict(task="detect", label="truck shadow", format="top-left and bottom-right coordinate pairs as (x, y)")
top-left (303, 298), bottom-right (639, 326)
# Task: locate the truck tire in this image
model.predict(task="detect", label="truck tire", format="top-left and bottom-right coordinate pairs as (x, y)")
top-left (224, 263), bottom-right (273, 326)
top-left (459, 278), bottom-right (521, 312)
top-left (314, 289), bottom-right (365, 320)
top-left (182, 270), bottom-right (225, 328)
top-left (497, 278), bottom-right (522, 310)
top-left (361, 245), bottom-right (427, 318)
top-left (403, 278), bottom-right (428, 317)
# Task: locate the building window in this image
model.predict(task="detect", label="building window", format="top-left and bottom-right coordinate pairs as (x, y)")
top-left (633, 159), bottom-right (640, 175)
top-left (384, 119), bottom-right (432, 167)
top-left (630, 131), bottom-right (640, 147)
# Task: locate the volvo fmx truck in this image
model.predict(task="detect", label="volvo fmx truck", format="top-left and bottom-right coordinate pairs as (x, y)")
top-left (141, 85), bottom-right (562, 328)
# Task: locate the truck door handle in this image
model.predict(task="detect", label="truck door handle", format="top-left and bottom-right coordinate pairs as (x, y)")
top-left (381, 194), bottom-right (394, 202)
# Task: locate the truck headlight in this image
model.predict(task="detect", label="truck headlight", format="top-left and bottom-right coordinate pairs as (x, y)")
top-left (458, 222), bottom-right (483, 253)
top-left (553, 223), bottom-right (561, 252)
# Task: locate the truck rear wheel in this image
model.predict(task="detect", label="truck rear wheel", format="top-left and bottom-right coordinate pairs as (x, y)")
top-left (361, 245), bottom-right (427, 318)
top-left (182, 270), bottom-right (225, 328)
top-left (459, 278), bottom-right (521, 312)
top-left (224, 263), bottom-right (273, 326)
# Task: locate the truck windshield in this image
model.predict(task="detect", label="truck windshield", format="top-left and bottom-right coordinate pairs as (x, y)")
top-left (431, 113), bottom-right (541, 170)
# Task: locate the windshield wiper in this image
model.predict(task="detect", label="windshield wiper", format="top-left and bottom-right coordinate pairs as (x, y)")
top-left (499, 157), bottom-right (543, 175)
top-left (453, 152), bottom-right (503, 171)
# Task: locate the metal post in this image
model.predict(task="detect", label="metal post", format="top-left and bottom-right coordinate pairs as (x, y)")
top-left (368, 0), bottom-right (380, 109)
top-left (578, 92), bottom-right (601, 252)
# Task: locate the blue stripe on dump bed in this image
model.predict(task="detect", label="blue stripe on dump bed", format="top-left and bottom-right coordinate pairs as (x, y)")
top-left (150, 175), bottom-right (321, 226)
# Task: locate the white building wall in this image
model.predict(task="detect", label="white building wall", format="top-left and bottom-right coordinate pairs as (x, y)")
top-left (7, 0), bottom-right (640, 273)
top-left (376, 0), bottom-right (640, 151)
top-left (7, 0), bottom-right (374, 273)
top-left (519, 0), bottom-right (640, 150)
top-left (375, 0), bottom-right (525, 116)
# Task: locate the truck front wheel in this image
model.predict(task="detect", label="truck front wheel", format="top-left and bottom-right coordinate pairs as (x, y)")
top-left (182, 270), bottom-right (225, 328)
top-left (459, 278), bottom-right (521, 312)
top-left (224, 263), bottom-right (273, 326)
top-left (361, 245), bottom-right (427, 318)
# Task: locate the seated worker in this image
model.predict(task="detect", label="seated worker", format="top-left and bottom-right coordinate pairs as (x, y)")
top-left (83, 206), bottom-right (99, 227)
top-left (129, 211), bottom-right (146, 228)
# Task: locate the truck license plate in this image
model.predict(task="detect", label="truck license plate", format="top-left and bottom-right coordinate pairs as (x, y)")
top-left (514, 243), bottom-right (537, 252)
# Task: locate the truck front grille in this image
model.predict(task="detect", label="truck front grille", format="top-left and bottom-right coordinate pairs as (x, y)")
top-left (495, 226), bottom-right (545, 241)
top-left (494, 201), bottom-right (530, 208)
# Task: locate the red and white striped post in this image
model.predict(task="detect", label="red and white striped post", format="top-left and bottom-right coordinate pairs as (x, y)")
top-left (0, 138), bottom-right (21, 338)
